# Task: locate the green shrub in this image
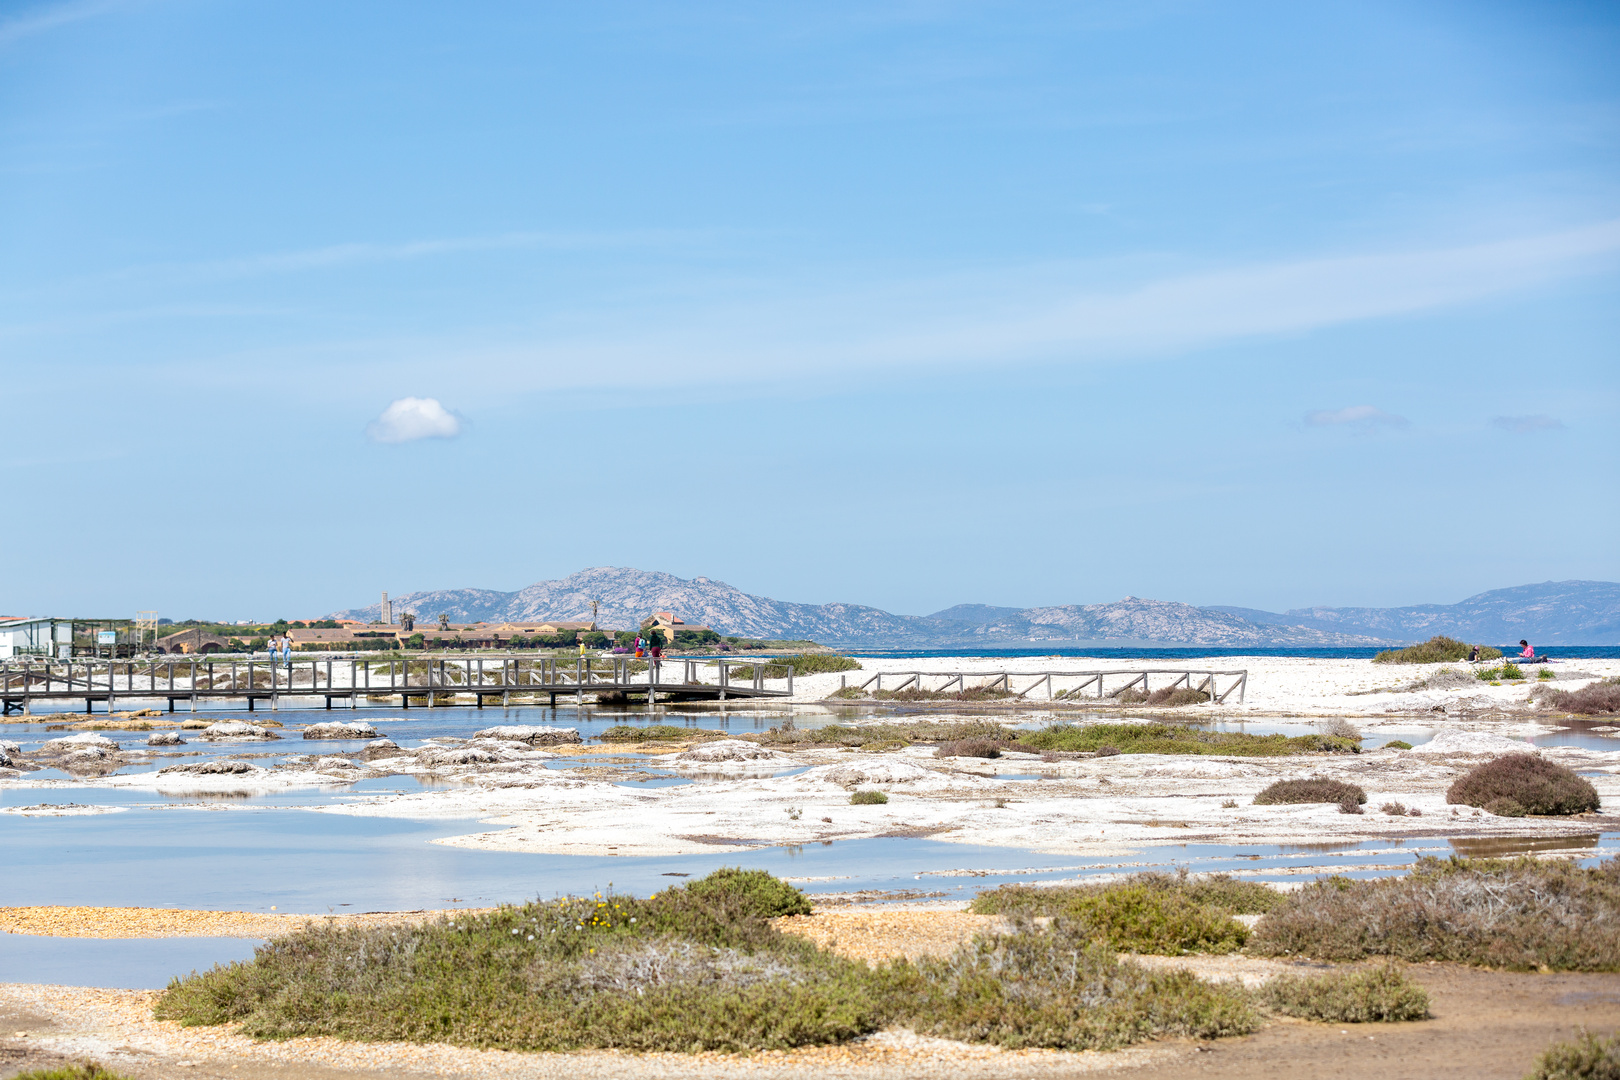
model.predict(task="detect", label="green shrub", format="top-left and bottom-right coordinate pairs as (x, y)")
top-left (726, 654), bottom-right (861, 680)
top-left (677, 867), bottom-right (813, 918)
top-left (891, 924), bottom-right (1260, 1049)
top-left (1502, 662), bottom-right (1525, 680)
top-left (1254, 778), bottom-right (1366, 806)
top-left (1524, 1029), bottom-right (1620, 1080)
top-left (11, 1066), bottom-right (136, 1080)
top-left (1384, 740), bottom-right (1413, 750)
top-left (597, 725), bottom-right (724, 741)
top-left (850, 790), bottom-right (889, 805)
top-left (1018, 723), bottom-right (1359, 757)
top-left (969, 882), bottom-right (1250, 954)
top-left (1259, 965), bottom-right (1429, 1023)
top-left (1446, 754), bottom-right (1599, 816)
top-left (1538, 668), bottom-right (1556, 681)
top-left (972, 871), bottom-right (1284, 918)
top-left (1248, 856), bottom-right (1620, 970)
top-left (1374, 636), bottom-right (1475, 664)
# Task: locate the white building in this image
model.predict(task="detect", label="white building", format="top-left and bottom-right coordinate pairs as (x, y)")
top-left (0, 617), bottom-right (72, 659)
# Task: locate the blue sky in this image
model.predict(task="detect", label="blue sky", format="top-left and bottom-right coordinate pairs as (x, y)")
top-left (3, 1), bottom-right (1617, 620)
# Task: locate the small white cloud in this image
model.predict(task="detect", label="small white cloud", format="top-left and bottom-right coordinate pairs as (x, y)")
top-left (1304, 405), bottom-right (1409, 429)
top-left (1491, 414), bottom-right (1564, 433)
top-left (366, 397), bottom-right (461, 443)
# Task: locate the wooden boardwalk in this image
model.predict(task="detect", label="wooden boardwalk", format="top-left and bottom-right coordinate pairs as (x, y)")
top-left (0, 656), bottom-right (792, 714)
top-left (841, 668), bottom-right (1248, 703)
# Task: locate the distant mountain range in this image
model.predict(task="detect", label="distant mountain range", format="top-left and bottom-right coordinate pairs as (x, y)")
top-left (329, 569), bottom-right (1620, 647)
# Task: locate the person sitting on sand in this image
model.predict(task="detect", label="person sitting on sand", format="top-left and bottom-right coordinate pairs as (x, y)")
top-left (1468, 644), bottom-right (1479, 663)
top-left (1518, 639), bottom-right (1545, 663)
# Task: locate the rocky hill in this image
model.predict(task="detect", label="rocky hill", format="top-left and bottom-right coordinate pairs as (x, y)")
top-left (1210, 580), bottom-right (1620, 647)
top-left (331, 567), bottom-right (1389, 646)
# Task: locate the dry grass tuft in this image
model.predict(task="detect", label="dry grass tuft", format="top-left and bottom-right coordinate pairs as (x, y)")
top-left (934, 738), bottom-right (1004, 759)
top-left (1524, 1029), bottom-right (1620, 1080)
top-left (1539, 679), bottom-right (1620, 716)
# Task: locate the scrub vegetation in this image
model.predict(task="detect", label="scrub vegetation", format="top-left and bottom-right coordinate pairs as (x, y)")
top-left (1445, 754), bottom-right (1600, 817)
top-left (12, 1067), bottom-right (135, 1080)
top-left (1017, 723), bottom-right (1360, 757)
top-left (1524, 1030), bottom-right (1620, 1080)
top-left (1374, 636), bottom-right (1500, 664)
top-left (1254, 777), bottom-right (1367, 807)
top-left (754, 720), bottom-right (1009, 749)
top-left (849, 790), bottom-right (889, 805)
top-left (1113, 686), bottom-right (1211, 707)
top-left (1538, 678), bottom-right (1620, 716)
top-left (596, 725), bottom-right (726, 742)
top-left (1249, 856), bottom-right (1620, 970)
top-left (154, 868), bottom-right (1317, 1055)
top-left (724, 654), bottom-right (861, 680)
top-left (935, 738), bottom-right (1005, 759)
top-left (1258, 965), bottom-right (1430, 1023)
top-left (971, 871), bottom-right (1283, 955)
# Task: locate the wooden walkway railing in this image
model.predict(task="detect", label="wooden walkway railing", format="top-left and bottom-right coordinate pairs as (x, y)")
top-left (0, 656), bottom-right (796, 713)
top-left (839, 668), bottom-right (1247, 704)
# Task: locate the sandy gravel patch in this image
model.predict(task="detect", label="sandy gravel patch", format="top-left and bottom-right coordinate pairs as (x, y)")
top-left (773, 909), bottom-right (997, 964)
top-left (0, 906), bottom-right (491, 939)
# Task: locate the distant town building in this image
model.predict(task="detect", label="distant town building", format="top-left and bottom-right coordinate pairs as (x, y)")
top-left (640, 612), bottom-right (714, 638)
top-left (0, 617), bottom-right (72, 659)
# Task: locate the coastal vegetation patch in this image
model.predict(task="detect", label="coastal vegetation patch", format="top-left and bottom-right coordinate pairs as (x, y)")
top-left (1113, 686), bottom-right (1211, 707)
top-left (724, 654), bottom-right (861, 680)
top-left (1537, 678), bottom-right (1620, 716)
top-left (754, 720), bottom-right (1009, 749)
top-left (1524, 1029), bottom-right (1620, 1080)
top-left (934, 737), bottom-right (1004, 759)
top-left (1258, 965), bottom-right (1430, 1023)
top-left (1248, 856), bottom-right (1620, 970)
top-left (1016, 723), bottom-right (1360, 757)
top-left (12, 1067), bottom-right (135, 1080)
top-left (892, 925), bottom-right (1260, 1049)
top-left (1446, 754), bottom-right (1600, 817)
top-left (850, 790), bottom-right (889, 805)
top-left (1254, 778), bottom-right (1367, 807)
top-left (156, 868), bottom-right (1276, 1054)
top-left (1374, 636), bottom-right (1501, 664)
top-left (596, 725), bottom-right (726, 742)
top-left (971, 872), bottom-right (1282, 955)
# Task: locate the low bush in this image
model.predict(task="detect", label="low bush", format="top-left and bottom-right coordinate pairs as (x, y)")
top-left (1338, 799), bottom-right (1364, 815)
top-left (870, 686), bottom-right (1012, 702)
top-left (1095, 745), bottom-right (1121, 757)
top-left (1524, 1029), bottom-right (1620, 1080)
top-left (1374, 636), bottom-right (1491, 664)
top-left (850, 790), bottom-right (889, 805)
top-left (1018, 723), bottom-right (1359, 757)
top-left (155, 869), bottom-right (1271, 1056)
top-left (1259, 965), bottom-right (1429, 1023)
top-left (966, 887), bottom-right (1248, 955)
top-left (756, 720), bottom-right (1008, 749)
top-left (1254, 778), bottom-right (1367, 806)
top-left (1502, 662), bottom-right (1525, 680)
top-left (1248, 855), bottom-right (1620, 969)
top-left (1539, 679), bottom-right (1620, 716)
top-left (12, 1066), bottom-right (135, 1080)
top-left (597, 725), bottom-right (724, 742)
top-left (1380, 801), bottom-right (1407, 816)
top-left (890, 925), bottom-right (1260, 1049)
top-left (677, 867), bottom-right (813, 918)
top-left (935, 738), bottom-right (1002, 759)
top-left (972, 870), bottom-right (1285, 919)
top-left (1384, 740), bottom-right (1413, 750)
top-left (1117, 686), bottom-right (1210, 707)
top-left (726, 654), bottom-right (861, 680)
top-left (1446, 754), bottom-right (1599, 816)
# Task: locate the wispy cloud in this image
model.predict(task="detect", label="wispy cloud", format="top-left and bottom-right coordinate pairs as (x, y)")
top-left (1491, 414), bottom-right (1565, 433)
top-left (0, 0), bottom-right (122, 47)
top-left (1304, 406), bottom-right (1409, 430)
top-left (366, 398), bottom-right (462, 443)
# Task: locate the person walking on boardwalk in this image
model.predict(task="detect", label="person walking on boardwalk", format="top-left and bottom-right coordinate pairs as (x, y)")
top-left (649, 640), bottom-right (662, 682)
top-left (282, 635), bottom-right (293, 666)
